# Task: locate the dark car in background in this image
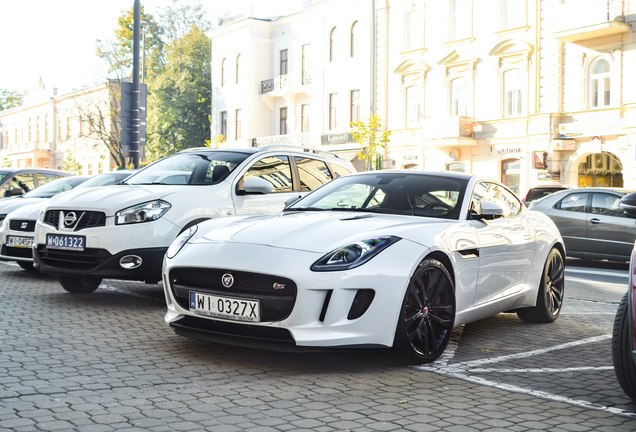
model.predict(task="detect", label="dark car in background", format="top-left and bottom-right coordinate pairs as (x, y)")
top-left (528, 187), bottom-right (636, 262)
top-left (522, 185), bottom-right (569, 204)
top-left (0, 168), bottom-right (70, 198)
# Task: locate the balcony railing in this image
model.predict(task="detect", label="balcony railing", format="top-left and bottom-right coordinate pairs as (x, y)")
top-left (552, 0), bottom-right (630, 43)
top-left (6, 142), bottom-right (52, 154)
top-left (260, 72), bottom-right (312, 95)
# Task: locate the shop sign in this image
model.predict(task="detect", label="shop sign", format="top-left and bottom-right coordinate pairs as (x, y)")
top-left (321, 133), bottom-right (354, 145)
top-left (495, 145), bottom-right (522, 154)
top-left (537, 171), bottom-right (552, 181)
top-left (402, 154), bottom-right (418, 161)
top-left (551, 140), bottom-right (576, 151)
top-left (558, 115), bottom-right (623, 138)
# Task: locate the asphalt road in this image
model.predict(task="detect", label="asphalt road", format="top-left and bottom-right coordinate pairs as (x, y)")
top-left (1, 259), bottom-right (635, 431)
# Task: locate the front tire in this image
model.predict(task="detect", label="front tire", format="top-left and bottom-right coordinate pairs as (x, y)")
top-left (612, 292), bottom-right (636, 400)
top-left (393, 258), bottom-right (455, 364)
top-left (517, 248), bottom-right (564, 323)
top-left (59, 276), bottom-right (102, 293)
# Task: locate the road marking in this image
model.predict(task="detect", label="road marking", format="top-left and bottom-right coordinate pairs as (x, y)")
top-left (417, 333), bottom-right (636, 419)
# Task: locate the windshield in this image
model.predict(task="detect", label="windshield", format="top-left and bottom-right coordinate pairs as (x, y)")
top-left (286, 172), bottom-right (468, 220)
top-left (123, 151), bottom-right (250, 186)
top-left (22, 176), bottom-right (88, 198)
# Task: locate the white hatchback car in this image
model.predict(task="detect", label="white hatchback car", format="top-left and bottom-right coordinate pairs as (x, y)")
top-left (33, 146), bottom-right (355, 293)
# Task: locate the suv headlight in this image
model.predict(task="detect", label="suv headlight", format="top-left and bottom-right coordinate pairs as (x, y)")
top-left (311, 236), bottom-right (401, 271)
top-left (115, 200), bottom-right (171, 225)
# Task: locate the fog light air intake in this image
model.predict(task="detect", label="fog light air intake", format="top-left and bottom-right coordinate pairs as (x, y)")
top-left (348, 289), bottom-right (375, 320)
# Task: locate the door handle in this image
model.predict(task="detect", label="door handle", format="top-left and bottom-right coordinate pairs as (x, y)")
top-left (590, 218), bottom-right (601, 224)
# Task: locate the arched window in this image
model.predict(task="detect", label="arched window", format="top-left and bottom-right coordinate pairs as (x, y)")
top-left (221, 58), bottom-right (226, 86)
top-left (588, 57), bottom-right (611, 108)
top-left (329, 27), bottom-right (337, 62)
top-left (503, 68), bottom-right (524, 117)
top-left (235, 54), bottom-right (241, 83)
top-left (350, 21), bottom-right (358, 58)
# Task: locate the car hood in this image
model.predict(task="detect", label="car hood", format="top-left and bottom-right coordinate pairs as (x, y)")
top-left (44, 184), bottom-right (193, 213)
top-left (0, 197), bottom-right (47, 215)
top-left (6, 201), bottom-right (47, 220)
top-left (194, 211), bottom-right (449, 253)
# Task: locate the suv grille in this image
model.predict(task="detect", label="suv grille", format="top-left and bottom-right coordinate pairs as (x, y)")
top-left (43, 210), bottom-right (106, 231)
top-left (9, 219), bottom-right (36, 232)
top-left (169, 268), bottom-right (297, 322)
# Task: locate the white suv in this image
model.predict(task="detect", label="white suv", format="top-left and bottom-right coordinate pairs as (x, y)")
top-left (33, 146), bottom-right (356, 293)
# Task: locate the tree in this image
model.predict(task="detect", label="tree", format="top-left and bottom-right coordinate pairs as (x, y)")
top-left (351, 115), bottom-right (391, 171)
top-left (63, 150), bottom-right (83, 174)
top-left (145, 25), bottom-right (211, 161)
top-left (0, 89), bottom-right (24, 111)
top-left (205, 135), bottom-right (225, 148)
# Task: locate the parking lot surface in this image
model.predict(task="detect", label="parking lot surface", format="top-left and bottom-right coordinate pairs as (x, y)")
top-left (1, 261), bottom-right (636, 431)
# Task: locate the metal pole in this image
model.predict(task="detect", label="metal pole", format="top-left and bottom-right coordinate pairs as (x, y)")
top-left (131, 0), bottom-right (141, 169)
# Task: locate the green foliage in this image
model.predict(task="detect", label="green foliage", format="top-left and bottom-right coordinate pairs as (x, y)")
top-left (205, 135), bottom-right (226, 148)
top-left (62, 151), bottom-right (83, 174)
top-left (351, 115), bottom-right (391, 171)
top-left (0, 89), bottom-right (24, 111)
top-left (145, 25), bottom-right (211, 161)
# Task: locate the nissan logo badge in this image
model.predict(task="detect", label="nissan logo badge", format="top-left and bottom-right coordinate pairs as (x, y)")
top-left (222, 273), bottom-right (234, 288)
top-left (64, 211), bottom-right (77, 227)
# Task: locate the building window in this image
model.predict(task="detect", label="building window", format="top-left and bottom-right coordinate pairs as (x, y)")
top-left (280, 49), bottom-right (288, 75)
top-left (301, 104), bottom-right (310, 132)
top-left (302, 44), bottom-right (311, 84)
top-left (405, 9), bottom-right (423, 51)
top-left (280, 107), bottom-right (288, 135)
top-left (220, 111), bottom-right (227, 138)
top-left (329, 93), bottom-right (338, 130)
top-left (350, 90), bottom-right (360, 123)
top-left (44, 114), bottom-right (49, 142)
top-left (451, 0), bottom-right (472, 41)
top-left (221, 58), bottom-right (226, 86)
top-left (235, 109), bottom-right (242, 140)
top-left (450, 77), bottom-right (470, 116)
top-left (329, 27), bottom-right (337, 62)
top-left (502, 0), bottom-right (525, 29)
top-left (503, 69), bottom-right (524, 117)
top-left (588, 58), bottom-right (611, 108)
top-left (350, 21), bottom-right (358, 57)
top-left (66, 117), bottom-right (71, 140)
top-left (405, 85), bottom-right (423, 127)
top-left (36, 116), bottom-right (40, 143)
top-left (501, 158), bottom-right (520, 195)
top-left (28, 119), bottom-right (32, 142)
top-left (235, 54), bottom-right (241, 83)
top-left (79, 114), bottom-right (84, 137)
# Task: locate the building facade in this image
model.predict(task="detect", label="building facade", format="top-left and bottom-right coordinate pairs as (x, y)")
top-left (0, 81), bottom-right (121, 175)
top-left (210, 0), bottom-right (636, 195)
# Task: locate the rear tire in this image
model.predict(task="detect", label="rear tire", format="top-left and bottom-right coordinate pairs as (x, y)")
top-left (59, 276), bottom-right (102, 293)
top-left (517, 248), bottom-right (564, 323)
top-left (393, 258), bottom-right (455, 364)
top-left (612, 292), bottom-right (636, 400)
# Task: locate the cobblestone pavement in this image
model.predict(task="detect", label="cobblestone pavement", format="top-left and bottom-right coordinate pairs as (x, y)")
top-left (1, 261), bottom-right (636, 431)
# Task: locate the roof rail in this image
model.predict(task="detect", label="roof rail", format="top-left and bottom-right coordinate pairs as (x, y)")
top-left (255, 145), bottom-right (343, 158)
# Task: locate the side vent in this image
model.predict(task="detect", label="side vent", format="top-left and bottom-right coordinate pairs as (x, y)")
top-left (347, 289), bottom-right (375, 320)
top-left (319, 290), bottom-right (333, 322)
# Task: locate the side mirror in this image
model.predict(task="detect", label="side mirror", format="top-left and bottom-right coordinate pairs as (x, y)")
top-left (474, 201), bottom-right (505, 220)
top-left (242, 177), bottom-right (273, 194)
top-left (620, 192), bottom-right (636, 219)
top-left (5, 187), bottom-right (24, 197)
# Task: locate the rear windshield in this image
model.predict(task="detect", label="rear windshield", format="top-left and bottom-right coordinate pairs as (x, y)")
top-left (123, 151), bottom-right (250, 186)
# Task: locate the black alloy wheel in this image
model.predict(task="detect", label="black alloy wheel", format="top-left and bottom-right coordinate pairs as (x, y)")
top-left (59, 276), bottom-right (102, 294)
top-left (517, 248), bottom-right (564, 323)
top-left (612, 292), bottom-right (636, 400)
top-left (394, 258), bottom-right (455, 364)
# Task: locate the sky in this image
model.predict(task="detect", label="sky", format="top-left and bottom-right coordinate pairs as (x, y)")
top-left (0, 0), bottom-right (302, 95)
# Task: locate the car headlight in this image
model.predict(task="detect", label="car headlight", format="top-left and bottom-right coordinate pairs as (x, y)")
top-left (311, 236), bottom-right (401, 272)
top-left (115, 200), bottom-right (171, 225)
top-left (166, 225), bottom-right (198, 259)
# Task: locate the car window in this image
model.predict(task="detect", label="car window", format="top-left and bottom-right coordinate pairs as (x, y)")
top-left (591, 193), bottom-right (624, 217)
top-left (36, 173), bottom-right (65, 185)
top-left (470, 182), bottom-right (521, 218)
top-left (2, 173), bottom-right (36, 196)
top-left (23, 177), bottom-right (88, 198)
top-left (240, 155), bottom-right (293, 193)
top-left (295, 157), bottom-right (333, 191)
top-left (311, 183), bottom-right (382, 209)
top-left (329, 162), bottom-right (354, 178)
top-left (557, 192), bottom-right (588, 212)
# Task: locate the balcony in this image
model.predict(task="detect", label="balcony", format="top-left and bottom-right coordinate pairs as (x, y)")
top-left (260, 73), bottom-right (312, 108)
top-left (552, 0), bottom-right (630, 44)
top-left (6, 142), bottom-right (52, 155)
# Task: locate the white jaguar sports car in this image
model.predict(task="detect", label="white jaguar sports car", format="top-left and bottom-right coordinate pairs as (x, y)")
top-left (162, 171), bottom-right (566, 364)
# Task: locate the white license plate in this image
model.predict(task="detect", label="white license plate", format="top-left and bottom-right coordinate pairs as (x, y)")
top-left (46, 234), bottom-right (85, 251)
top-left (6, 236), bottom-right (34, 248)
top-left (189, 291), bottom-right (260, 322)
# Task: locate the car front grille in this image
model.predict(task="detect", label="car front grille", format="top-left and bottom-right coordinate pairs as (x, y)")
top-left (169, 267), bottom-right (297, 322)
top-left (43, 210), bottom-right (106, 231)
top-left (35, 245), bottom-right (111, 270)
top-left (9, 219), bottom-right (36, 232)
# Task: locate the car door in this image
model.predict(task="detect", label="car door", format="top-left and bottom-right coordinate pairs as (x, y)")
top-left (470, 181), bottom-right (535, 307)
top-left (547, 191), bottom-right (589, 256)
top-left (233, 154), bottom-right (304, 215)
top-left (586, 192), bottom-right (636, 260)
